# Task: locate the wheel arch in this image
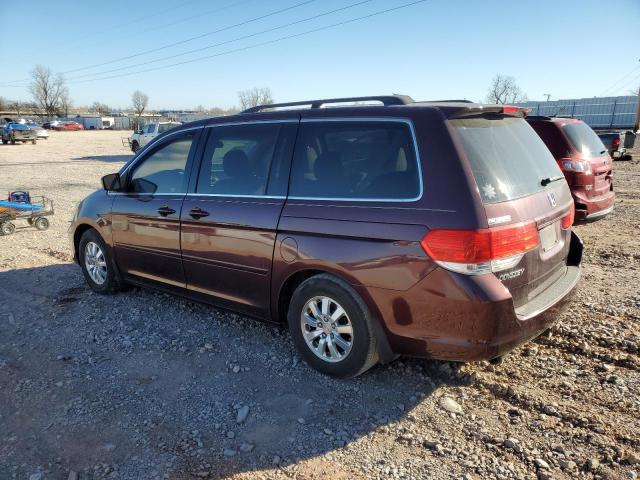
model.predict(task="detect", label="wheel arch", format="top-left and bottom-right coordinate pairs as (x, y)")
top-left (275, 267), bottom-right (396, 364)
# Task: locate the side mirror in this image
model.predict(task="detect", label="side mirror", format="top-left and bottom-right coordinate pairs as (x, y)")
top-left (102, 173), bottom-right (122, 191)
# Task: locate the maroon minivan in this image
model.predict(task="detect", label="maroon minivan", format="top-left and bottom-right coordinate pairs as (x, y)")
top-left (70, 96), bottom-right (582, 377)
top-left (526, 116), bottom-right (615, 221)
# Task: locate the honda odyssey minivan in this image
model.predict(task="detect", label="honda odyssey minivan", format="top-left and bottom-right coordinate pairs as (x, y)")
top-left (70, 95), bottom-right (582, 378)
top-left (526, 116), bottom-right (615, 222)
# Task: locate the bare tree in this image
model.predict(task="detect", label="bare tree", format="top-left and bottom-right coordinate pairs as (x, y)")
top-left (486, 74), bottom-right (528, 104)
top-left (132, 90), bottom-right (149, 117)
top-left (60, 88), bottom-right (72, 117)
top-left (8, 100), bottom-right (23, 116)
top-left (30, 65), bottom-right (66, 117)
top-left (91, 101), bottom-right (111, 115)
top-left (238, 87), bottom-right (273, 110)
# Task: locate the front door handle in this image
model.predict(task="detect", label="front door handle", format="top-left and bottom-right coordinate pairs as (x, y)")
top-left (157, 205), bottom-right (176, 216)
top-left (189, 207), bottom-right (210, 219)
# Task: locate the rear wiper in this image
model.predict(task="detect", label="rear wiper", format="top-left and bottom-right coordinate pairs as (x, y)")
top-left (540, 175), bottom-right (565, 187)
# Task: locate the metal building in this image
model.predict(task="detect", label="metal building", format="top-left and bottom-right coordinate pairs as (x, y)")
top-left (516, 95), bottom-right (639, 130)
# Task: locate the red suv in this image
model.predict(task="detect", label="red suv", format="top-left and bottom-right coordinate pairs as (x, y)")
top-left (526, 116), bottom-right (614, 221)
top-left (70, 96), bottom-right (582, 377)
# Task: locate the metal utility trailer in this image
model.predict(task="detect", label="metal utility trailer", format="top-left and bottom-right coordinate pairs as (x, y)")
top-left (0, 195), bottom-right (54, 235)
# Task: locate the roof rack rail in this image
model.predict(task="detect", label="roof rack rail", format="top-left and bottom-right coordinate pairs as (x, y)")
top-left (241, 95), bottom-right (414, 113)
top-left (420, 99), bottom-right (473, 103)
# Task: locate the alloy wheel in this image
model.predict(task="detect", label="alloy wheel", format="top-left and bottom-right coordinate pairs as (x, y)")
top-left (300, 296), bottom-right (353, 363)
top-left (84, 241), bottom-right (107, 285)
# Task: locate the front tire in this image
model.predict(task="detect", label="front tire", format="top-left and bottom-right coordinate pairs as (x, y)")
top-left (287, 274), bottom-right (378, 378)
top-left (78, 229), bottom-right (121, 294)
top-left (131, 140), bottom-right (140, 153)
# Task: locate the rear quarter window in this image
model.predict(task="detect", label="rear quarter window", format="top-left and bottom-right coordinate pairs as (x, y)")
top-left (562, 122), bottom-right (607, 157)
top-left (451, 116), bottom-right (562, 204)
top-left (289, 121), bottom-right (421, 200)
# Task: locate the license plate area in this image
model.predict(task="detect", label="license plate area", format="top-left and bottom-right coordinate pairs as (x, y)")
top-left (539, 223), bottom-right (559, 253)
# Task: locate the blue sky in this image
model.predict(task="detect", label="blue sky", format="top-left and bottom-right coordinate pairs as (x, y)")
top-left (1, 0), bottom-right (639, 110)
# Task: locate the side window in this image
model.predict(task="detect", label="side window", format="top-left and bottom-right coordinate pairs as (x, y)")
top-left (196, 124), bottom-right (281, 196)
top-left (129, 135), bottom-right (193, 194)
top-left (289, 122), bottom-right (420, 200)
top-left (144, 124), bottom-right (154, 134)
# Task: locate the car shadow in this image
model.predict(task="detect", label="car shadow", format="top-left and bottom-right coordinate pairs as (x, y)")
top-left (72, 154), bottom-right (132, 163)
top-left (0, 263), bottom-right (471, 479)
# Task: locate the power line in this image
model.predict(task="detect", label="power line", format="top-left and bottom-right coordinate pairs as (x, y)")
top-left (0, 0), bottom-right (202, 84)
top-left (0, 0), bottom-right (315, 87)
top-left (129, 0), bottom-right (255, 38)
top-left (66, 0), bottom-right (375, 81)
top-left (612, 71), bottom-right (640, 96)
top-left (598, 63), bottom-right (640, 97)
top-left (66, 0), bottom-right (429, 85)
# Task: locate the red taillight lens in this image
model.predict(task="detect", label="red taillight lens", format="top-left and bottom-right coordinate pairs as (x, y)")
top-left (612, 137), bottom-right (620, 147)
top-left (561, 203), bottom-right (575, 229)
top-left (502, 106), bottom-right (519, 114)
top-left (421, 222), bottom-right (540, 264)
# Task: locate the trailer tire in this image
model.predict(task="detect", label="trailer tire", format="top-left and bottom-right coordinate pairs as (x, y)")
top-left (34, 217), bottom-right (49, 230)
top-left (1, 222), bottom-right (16, 235)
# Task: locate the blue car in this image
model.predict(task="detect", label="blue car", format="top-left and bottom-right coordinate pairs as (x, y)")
top-left (2, 122), bottom-right (38, 145)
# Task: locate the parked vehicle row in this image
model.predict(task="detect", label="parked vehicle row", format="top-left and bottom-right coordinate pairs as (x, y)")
top-left (71, 95), bottom-right (584, 378)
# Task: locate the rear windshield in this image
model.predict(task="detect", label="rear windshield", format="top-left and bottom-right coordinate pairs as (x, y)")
top-left (450, 116), bottom-right (562, 204)
top-left (562, 123), bottom-right (606, 157)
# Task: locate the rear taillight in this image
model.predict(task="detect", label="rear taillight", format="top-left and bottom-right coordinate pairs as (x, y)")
top-left (559, 158), bottom-right (592, 174)
top-left (502, 106), bottom-right (519, 114)
top-left (612, 137), bottom-right (620, 148)
top-left (420, 221), bottom-right (539, 275)
top-left (561, 203), bottom-right (575, 230)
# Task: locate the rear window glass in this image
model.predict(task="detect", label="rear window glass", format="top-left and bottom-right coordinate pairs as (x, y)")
top-left (289, 122), bottom-right (420, 200)
top-left (562, 123), bottom-right (606, 157)
top-left (451, 117), bottom-right (562, 204)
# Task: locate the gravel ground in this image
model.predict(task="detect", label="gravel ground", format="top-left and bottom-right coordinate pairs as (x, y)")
top-left (0, 130), bottom-right (638, 480)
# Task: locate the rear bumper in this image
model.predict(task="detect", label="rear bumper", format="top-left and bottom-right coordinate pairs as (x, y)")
top-left (369, 232), bottom-right (583, 362)
top-left (573, 189), bottom-right (615, 221)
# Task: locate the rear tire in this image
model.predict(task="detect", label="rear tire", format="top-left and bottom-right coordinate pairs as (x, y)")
top-left (0, 222), bottom-right (16, 235)
top-left (34, 217), bottom-right (49, 230)
top-left (78, 229), bottom-right (122, 294)
top-left (287, 274), bottom-right (378, 378)
top-left (132, 140), bottom-right (140, 153)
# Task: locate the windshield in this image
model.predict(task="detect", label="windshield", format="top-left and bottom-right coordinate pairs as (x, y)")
top-left (450, 116), bottom-right (562, 204)
top-left (562, 122), bottom-right (606, 157)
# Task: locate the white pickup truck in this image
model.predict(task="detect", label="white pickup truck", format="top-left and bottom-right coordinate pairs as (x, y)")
top-left (127, 121), bottom-right (181, 152)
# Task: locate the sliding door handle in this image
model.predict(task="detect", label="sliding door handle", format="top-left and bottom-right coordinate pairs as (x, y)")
top-left (189, 207), bottom-right (210, 219)
top-left (157, 205), bottom-right (176, 216)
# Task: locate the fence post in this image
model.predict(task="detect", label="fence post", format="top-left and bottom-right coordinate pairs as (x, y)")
top-left (610, 99), bottom-right (617, 129)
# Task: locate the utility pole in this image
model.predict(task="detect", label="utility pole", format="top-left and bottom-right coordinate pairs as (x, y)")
top-left (634, 84), bottom-right (640, 133)
top-left (543, 93), bottom-right (551, 102)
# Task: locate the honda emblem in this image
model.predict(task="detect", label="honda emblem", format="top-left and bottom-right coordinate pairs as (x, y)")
top-left (547, 192), bottom-right (557, 207)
